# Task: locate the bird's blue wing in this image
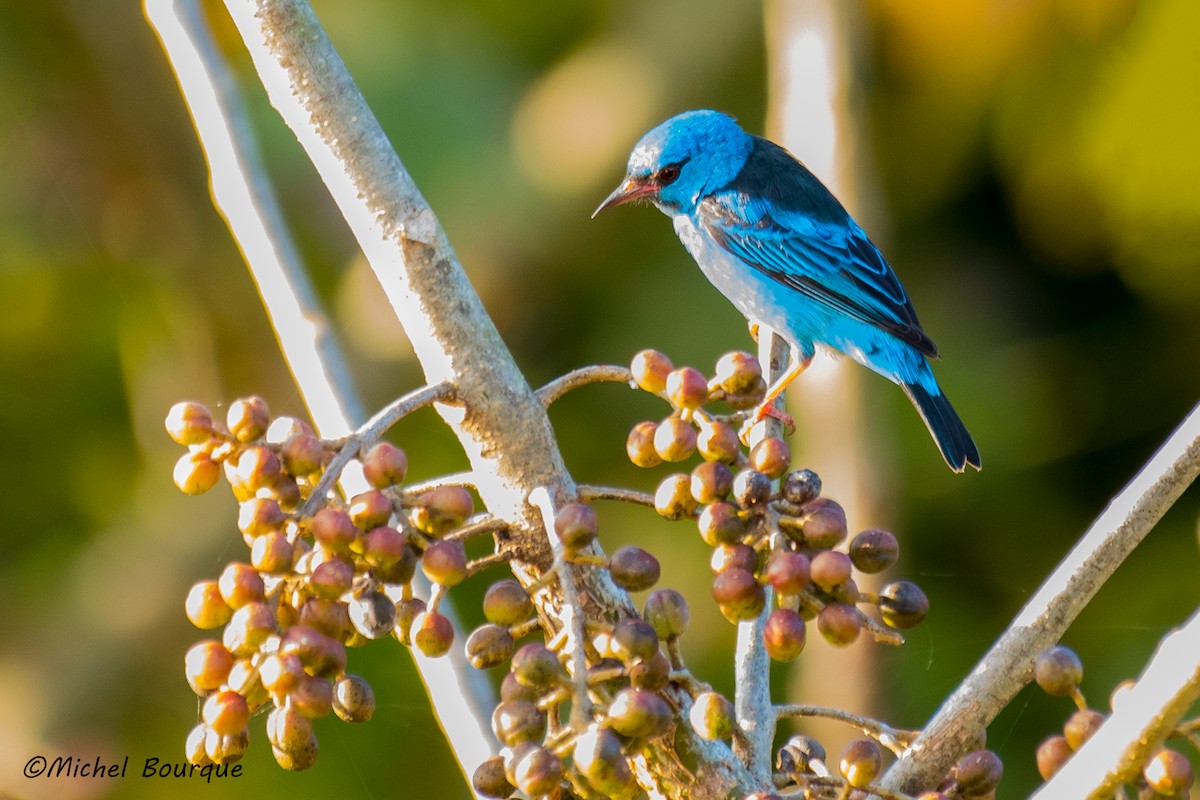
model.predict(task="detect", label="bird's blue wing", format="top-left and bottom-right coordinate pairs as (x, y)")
top-left (698, 138), bottom-right (938, 358)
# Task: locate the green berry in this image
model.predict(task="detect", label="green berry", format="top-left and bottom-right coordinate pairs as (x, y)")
top-left (184, 640), bottom-right (234, 694)
top-left (799, 497), bottom-right (848, 548)
top-left (654, 415), bottom-right (698, 462)
top-left (780, 468), bottom-right (821, 504)
top-left (1036, 735), bottom-right (1072, 779)
top-left (697, 501), bottom-right (748, 546)
top-left (173, 451), bottom-right (220, 495)
top-left (1063, 709), bottom-right (1105, 750)
top-left (465, 623), bottom-right (515, 669)
top-left (1143, 748), bottom-right (1194, 795)
top-left (763, 550), bottom-right (810, 595)
top-left (689, 690), bottom-right (734, 741)
top-left (697, 418), bottom-right (741, 463)
top-left (491, 699), bottom-right (546, 746)
top-left (573, 724), bottom-right (637, 799)
top-left (749, 436), bottom-right (790, 478)
top-left (952, 749), bottom-right (1004, 796)
top-left (643, 588), bottom-right (690, 639)
top-left (607, 687), bottom-right (672, 739)
top-left (411, 610), bottom-right (455, 657)
top-left (690, 460), bottom-right (733, 503)
top-left (348, 590), bottom-right (397, 639)
top-left (817, 604), bottom-right (861, 647)
top-left (714, 350), bottom-right (762, 395)
top-left (654, 473), bottom-right (697, 520)
top-left (554, 502), bottom-right (598, 551)
top-left (472, 756), bottom-right (515, 799)
top-left (711, 568), bottom-right (765, 622)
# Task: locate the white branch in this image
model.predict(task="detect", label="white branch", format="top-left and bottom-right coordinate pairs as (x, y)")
top-left (733, 329), bottom-right (790, 784)
top-left (143, 0), bottom-right (362, 437)
top-left (144, 0), bottom-right (496, 788)
top-left (883, 401), bottom-right (1200, 794)
top-left (1030, 605), bottom-right (1200, 799)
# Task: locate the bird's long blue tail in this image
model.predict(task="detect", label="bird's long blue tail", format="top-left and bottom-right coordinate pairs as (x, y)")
top-left (900, 381), bottom-right (981, 472)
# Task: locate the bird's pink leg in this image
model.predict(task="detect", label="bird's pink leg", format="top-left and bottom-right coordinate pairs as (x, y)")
top-left (753, 352), bottom-right (813, 425)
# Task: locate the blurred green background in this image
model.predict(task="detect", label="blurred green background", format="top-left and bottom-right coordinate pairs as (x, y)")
top-left (2, 0), bottom-right (1198, 797)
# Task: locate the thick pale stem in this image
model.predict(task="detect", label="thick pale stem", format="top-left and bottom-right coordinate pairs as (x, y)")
top-left (299, 380), bottom-right (456, 516)
top-left (144, 0), bottom-right (362, 437)
top-left (734, 329), bottom-right (790, 783)
top-left (219, 0), bottom-right (574, 541)
top-left (537, 365), bottom-right (635, 407)
top-left (576, 484), bottom-right (657, 509)
top-left (776, 704), bottom-right (916, 756)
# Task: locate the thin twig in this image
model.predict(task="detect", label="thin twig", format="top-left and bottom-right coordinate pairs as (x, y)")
top-left (883, 401), bottom-right (1200, 794)
top-left (445, 515), bottom-right (509, 543)
top-left (734, 329), bottom-right (790, 782)
top-left (667, 637), bottom-right (687, 671)
top-left (781, 775), bottom-right (914, 800)
top-left (776, 704), bottom-right (917, 756)
top-left (299, 380), bottom-right (456, 516)
top-left (467, 551), bottom-right (511, 575)
top-left (576, 484), bottom-right (658, 509)
top-left (509, 617), bottom-right (542, 641)
top-left (668, 668), bottom-right (708, 696)
top-left (537, 365), bottom-right (635, 407)
top-left (1175, 718), bottom-right (1200, 736)
top-left (400, 472), bottom-right (479, 497)
top-left (587, 665), bottom-right (627, 685)
top-left (860, 616), bottom-right (904, 647)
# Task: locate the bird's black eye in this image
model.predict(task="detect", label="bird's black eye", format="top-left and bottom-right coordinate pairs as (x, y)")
top-left (656, 164), bottom-right (681, 186)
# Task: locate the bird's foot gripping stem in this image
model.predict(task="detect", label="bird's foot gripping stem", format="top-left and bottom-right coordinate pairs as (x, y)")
top-left (738, 352), bottom-right (810, 442)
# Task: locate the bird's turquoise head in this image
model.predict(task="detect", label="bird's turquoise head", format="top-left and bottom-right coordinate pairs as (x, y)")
top-left (593, 110), bottom-right (753, 218)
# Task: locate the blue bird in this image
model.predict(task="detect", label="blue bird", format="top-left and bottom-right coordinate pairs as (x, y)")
top-left (594, 110), bottom-right (980, 472)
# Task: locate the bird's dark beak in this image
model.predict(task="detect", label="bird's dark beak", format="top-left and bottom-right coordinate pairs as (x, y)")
top-left (592, 177), bottom-right (655, 219)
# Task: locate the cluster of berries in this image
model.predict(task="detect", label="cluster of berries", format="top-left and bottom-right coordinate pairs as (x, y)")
top-left (462, 489), bottom-right (689, 798)
top-left (625, 350), bottom-right (929, 658)
top-left (1035, 645), bottom-right (1195, 797)
top-left (164, 350), bottom-right (953, 797)
top-left (473, 606), bottom-right (690, 799)
top-left (459, 350), bottom-right (944, 799)
top-left (167, 396), bottom-right (478, 771)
